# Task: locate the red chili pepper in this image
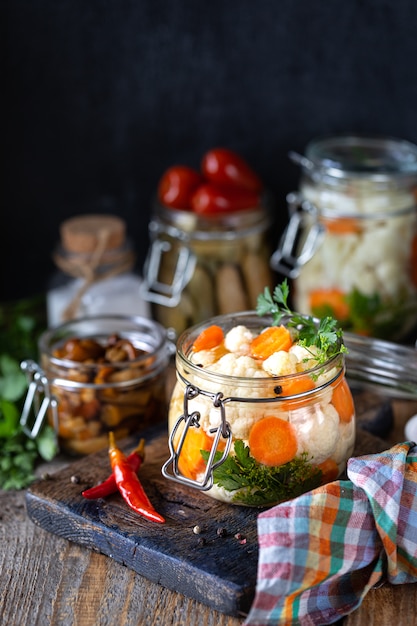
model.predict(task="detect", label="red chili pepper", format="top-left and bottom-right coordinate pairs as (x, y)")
top-left (108, 432), bottom-right (165, 524)
top-left (82, 439), bottom-right (145, 500)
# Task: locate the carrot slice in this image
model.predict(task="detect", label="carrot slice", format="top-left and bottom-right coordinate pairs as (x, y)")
top-left (193, 324), bottom-right (224, 352)
top-left (309, 288), bottom-right (350, 321)
top-left (317, 458), bottom-right (339, 484)
top-left (319, 216), bottom-right (361, 235)
top-left (175, 425), bottom-right (224, 480)
top-left (248, 416), bottom-right (297, 466)
top-left (279, 376), bottom-right (316, 410)
top-left (331, 377), bottom-right (355, 423)
top-left (250, 325), bottom-right (293, 360)
top-left (280, 376), bottom-right (315, 397)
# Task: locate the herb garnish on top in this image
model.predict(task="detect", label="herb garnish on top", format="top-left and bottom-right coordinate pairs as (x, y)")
top-left (256, 280), bottom-right (347, 365)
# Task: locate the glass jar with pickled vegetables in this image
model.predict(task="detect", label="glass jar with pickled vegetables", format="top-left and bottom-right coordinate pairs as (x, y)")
top-left (20, 315), bottom-right (174, 455)
top-left (271, 135), bottom-right (417, 341)
top-left (162, 308), bottom-right (355, 507)
top-left (140, 199), bottom-right (274, 337)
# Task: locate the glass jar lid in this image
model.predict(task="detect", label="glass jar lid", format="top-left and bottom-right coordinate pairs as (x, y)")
top-left (302, 135), bottom-right (417, 182)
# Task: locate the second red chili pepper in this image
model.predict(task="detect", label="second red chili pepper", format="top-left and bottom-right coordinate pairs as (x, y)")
top-left (82, 439), bottom-right (145, 500)
top-left (108, 432), bottom-right (166, 524)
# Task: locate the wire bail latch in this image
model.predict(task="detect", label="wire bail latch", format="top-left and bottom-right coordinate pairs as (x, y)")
top-left (140, 219), bottom-right (197, 307)
top-left (20, 360), bottom-right (58, 439)
top-left (270, 192), bottom-right (325, 279)
top-left (162, 383), bottom-right (233, 490)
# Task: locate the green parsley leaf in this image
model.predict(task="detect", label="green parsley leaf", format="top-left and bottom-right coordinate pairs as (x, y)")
top-left (202, 440), bottom-right (322, 507)
top-left (0, 297), bottom-right (58, 491)
top-left (0, 355), bottom-right (28, 402)
top-left (256, 279), bottom-right (347, 364)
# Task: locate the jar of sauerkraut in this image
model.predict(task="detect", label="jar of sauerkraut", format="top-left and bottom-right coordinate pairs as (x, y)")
top-left (140, 200), bottom-right (274, 336)
top-left (270, 135), bottom-right (417, 341)
top-left (20, 315), bottom-right (174, 455)
top-left (162, 311), bottom-right (355, 507)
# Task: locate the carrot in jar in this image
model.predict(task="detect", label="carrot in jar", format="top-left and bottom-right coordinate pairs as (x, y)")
top-left (319, 216), bottom-right (361, 235)
top-left (192, 324), bottom-right (224, 352)
top-left (309, 288), bottom-right (350, 322)
top-left (278, 376), bottom-right (316, 410)
top-left (331, 377), bottom-right (355, 423)
top-left (249, 325), bottom-right (293, 360)
top-left (175, 425), bottom-right (224, 480)
top-left (248, 416), bottom-right (297, 466)
top-left (317, 458), bottom-right (340, 484)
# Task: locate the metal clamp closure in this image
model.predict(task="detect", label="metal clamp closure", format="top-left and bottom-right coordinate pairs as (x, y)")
top-left (20, 360), bottom-right (58, 438)
top-left (140, 219), bottom-right (197, 307)
top-left (270, 192), bottom-right (325, 278)
top-left (162, 384), bottom-right (233, 491)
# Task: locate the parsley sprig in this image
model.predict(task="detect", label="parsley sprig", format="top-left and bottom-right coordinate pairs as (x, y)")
top-left (202, 440), bottom-right (322, 507)
top-left (0, 301), bottom-right (58, 490)
top-left (256, 280), bottom-right (347, 364)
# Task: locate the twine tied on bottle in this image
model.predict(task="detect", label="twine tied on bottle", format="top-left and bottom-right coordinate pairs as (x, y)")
top-left (53, 226), bottom-right (136, 321)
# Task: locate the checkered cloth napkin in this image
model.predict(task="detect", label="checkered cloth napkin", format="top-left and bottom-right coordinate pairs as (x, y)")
top-left (244, 442), bottom-right (417, 626)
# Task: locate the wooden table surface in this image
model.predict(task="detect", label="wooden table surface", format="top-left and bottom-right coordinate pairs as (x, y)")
top-left (1, 388), bottom-right (417, 626)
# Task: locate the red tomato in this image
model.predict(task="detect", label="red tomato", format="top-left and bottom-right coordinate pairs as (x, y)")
top-left (190, 183), bottom-right (260, 215)
top-left (201, 148), bottom-right (263, 193)
top-left (157, 165), bottom-right (204, 210)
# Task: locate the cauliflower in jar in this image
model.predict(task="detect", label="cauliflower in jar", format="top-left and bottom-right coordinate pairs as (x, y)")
top-left (294, 178), bottom-right (417, 340)
top-left (224, 325), bottom-right (254, 355)
top-left (262, 350), bottom-right (298, 376)
top-left (168, 286), bottom-right (354, 507)
top-left (291, 402), bottom-right (340, 465)
top-left (208, 352), bottom-right (264, 379)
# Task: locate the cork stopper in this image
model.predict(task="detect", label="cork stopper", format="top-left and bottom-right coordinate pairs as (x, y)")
top-left (60, 214), bottom-right (126, 254)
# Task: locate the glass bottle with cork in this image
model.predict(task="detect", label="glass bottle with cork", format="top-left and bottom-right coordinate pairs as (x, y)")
top-left (47, 214), bottom-right (150, 327)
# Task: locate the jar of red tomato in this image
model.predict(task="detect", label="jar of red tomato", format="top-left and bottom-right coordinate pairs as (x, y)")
top-left (162, 305), bottom-right (355, 507)
top-left (141, 148), bottom-right (274, 336)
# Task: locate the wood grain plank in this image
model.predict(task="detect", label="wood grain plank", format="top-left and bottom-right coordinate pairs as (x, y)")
top-left (25, 424), bottom-right (259, 618)
top-left (3, 388), bottom-right (415, 625)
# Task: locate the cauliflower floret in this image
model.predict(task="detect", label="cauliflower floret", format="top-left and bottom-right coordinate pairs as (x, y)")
top-left (289, 343), bottom-right (320, 371)
top-left (291, 403), bottom-right (340, 465)
top-left (332, 418), bottom-right (355, 465)
top-left (208, 353), bottom-right (264, 378)
top-left (190, 347), bottom-right (223, 367)
top-left (262, 350), bottom-right (298, 376)
top-left (207, 407), bottom-right (258, 439)
top-left (224, 325), bottom-right (254, 356)
top-left (316, 366), bottom-right (341, 387)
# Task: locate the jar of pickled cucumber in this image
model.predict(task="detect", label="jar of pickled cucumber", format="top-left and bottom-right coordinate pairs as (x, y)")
top-left (271, 135), bottom-right (417, 341)
top-left (140, 199), bottom-right (274, 336)
top-left (20, 315), bottom-right (174, 455)
top-left (162, 311), bottom-right (355, 507)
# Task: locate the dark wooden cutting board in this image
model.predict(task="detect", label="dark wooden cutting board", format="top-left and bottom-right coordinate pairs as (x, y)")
top-left (25, 420), bottom-right (389, 618)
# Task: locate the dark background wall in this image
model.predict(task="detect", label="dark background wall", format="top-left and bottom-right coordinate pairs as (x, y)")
top-left (5, 0), bottom-right (417, 302)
